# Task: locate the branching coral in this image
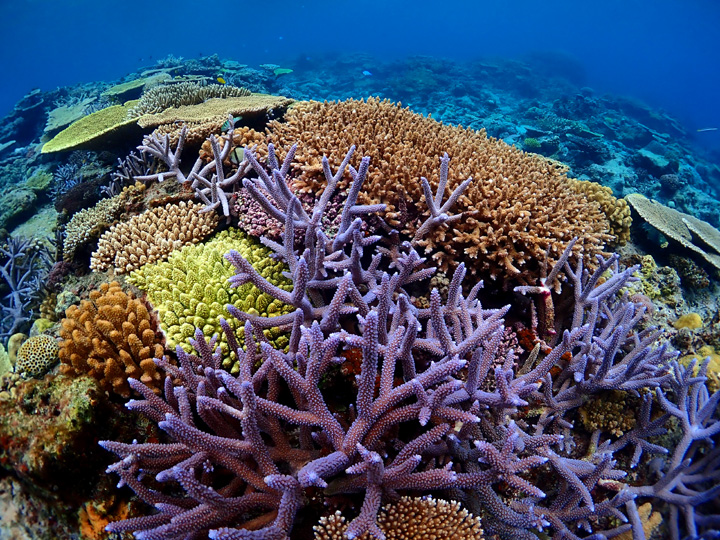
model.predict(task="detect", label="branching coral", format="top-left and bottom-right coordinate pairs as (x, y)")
top-left (261, 97), bottom-right (615, 285)
top-left (0, 236), bottom-right (53, 343)
top-left (62, 183), bottom-right (145, 262)
top-left (90, 200), bottom-right (219, 274)
top-left (99, 144), bottom-right (717, 540)
top-left (58, 281), bottom-right (166, 398)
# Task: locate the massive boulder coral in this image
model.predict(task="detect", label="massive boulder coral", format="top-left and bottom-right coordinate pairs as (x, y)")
top-left (90, 199), bottom-right (219, 274)
top-left (58, 281), bottom-right (166, 397)
top-left (261, 97), bottom-right (615, 285)
top-left (126, 228), bottom-right (293, 370)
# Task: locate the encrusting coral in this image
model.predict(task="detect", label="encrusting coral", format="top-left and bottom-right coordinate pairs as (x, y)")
top-left (90, 200), bottom-right (219, 274)
top-left (261, 97), bottom-right (614, 285)
top-left (58, 281), bottom-right (166, 397)
top-left (313, 496), bottom-right (484, 540)
top-left (126, 228), bottom-right (293, 371)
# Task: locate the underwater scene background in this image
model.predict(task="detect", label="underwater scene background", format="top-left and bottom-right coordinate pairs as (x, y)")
top-left (0, 1), bottom-right (719, 539)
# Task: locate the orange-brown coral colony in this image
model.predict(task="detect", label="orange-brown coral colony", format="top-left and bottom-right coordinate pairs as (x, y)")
top-left (264, 98), bottom-right (615, 285)
top-left (58, 281), bottom-right (165, 397)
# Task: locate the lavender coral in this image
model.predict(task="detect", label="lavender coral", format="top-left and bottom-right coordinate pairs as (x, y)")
top-left (100, 142), bottom-right (719, 540)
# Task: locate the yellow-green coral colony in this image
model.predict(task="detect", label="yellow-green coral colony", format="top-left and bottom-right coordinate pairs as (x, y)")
top-left (128, 229), bottom-right (294, 373)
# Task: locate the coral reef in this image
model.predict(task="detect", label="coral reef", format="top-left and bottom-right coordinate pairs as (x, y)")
top-left (90, 200), bottom-right (219, 274)
top-left (126, 228), bottom-right (293, 369)
top-left (62, 182), bottom-right (145, 262)
top-left (627, 193), bottom-right (720, 272)
top-left (568, 178), bottom-right (632, 245)
top-left (313, 496), bottom-right (484, 539)
top-left (126, 81), bottom-right (251, 117)
top-left (58, 281), bottom-right (166, 397)
top-left (0, 236), bottom-right (53, 344)
top-left (15, 334), bottom-right (59, 378)
top-left (137, 93), bottom-right (293, 145)
top-left (41, 101), bottom-right (141, 154)
top-left (100, 144), bottom-right (716, 540)
top-left (262, 98), bottom-right (614, 285)
top-left (0, 375), bottom-right (104, 485)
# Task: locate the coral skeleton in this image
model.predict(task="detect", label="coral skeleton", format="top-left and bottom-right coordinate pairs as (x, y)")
top-left (100, 141), bottom-right (719, 540)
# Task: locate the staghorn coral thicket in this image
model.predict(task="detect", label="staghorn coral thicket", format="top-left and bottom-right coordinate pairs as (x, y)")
top-left (100, 142), bottom-right (720, 540)
top-left (262, 98), bottom-right (617, 285)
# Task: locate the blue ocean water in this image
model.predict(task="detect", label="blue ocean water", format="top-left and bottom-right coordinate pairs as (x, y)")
top-left (1, 0), bottom-right (719, 153)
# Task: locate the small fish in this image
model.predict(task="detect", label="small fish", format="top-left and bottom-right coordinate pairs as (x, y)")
top-left (217, 76), bottom-right (226, 84)
top-left (362, 70), bottom-right (372, 76)
top-left (697, 127), bottom-right (718, 132)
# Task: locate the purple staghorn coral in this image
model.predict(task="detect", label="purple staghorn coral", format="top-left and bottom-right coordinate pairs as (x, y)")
top-left (101, 141), bottom-right (719, 540)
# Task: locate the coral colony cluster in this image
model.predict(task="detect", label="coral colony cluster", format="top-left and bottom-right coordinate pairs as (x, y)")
top-left (3, 66), bottom-right (720, 540)
top-left (95, 123), bottom-right (719, 540)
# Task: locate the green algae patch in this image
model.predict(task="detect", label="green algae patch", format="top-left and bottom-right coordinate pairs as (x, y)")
top-left (41, 100), bottom-right (141, 154)
top-left (0, 375), bottom-right (104, 485)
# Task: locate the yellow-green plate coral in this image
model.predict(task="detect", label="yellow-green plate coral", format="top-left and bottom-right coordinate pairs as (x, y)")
top-left (127, 228), bottom-right (294, 373)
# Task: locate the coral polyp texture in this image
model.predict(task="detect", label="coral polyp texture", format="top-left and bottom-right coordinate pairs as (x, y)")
top-left (313, 496), bottom-right (484, 540)
top-left (100, 144), bottom-right (719, 540)
top-left (90, 200), bottom-right (219, 274)
top-left (62, 183), bottom-right (145, 261)
top-left (262, 97), bottom-right (615, 284)
top-left (126, 228), bottom-right (293, 370)
top-left (15, 334), bottom-right (59, 378)
top-left (58, 281), bottom-right (166, 397)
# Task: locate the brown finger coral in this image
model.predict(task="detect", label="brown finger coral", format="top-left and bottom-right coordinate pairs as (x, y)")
top-left (263, 98), bottom-right (615, 286)
top-left (90, 200), bottom-right (219, 274)
top-left (58, 281), bottom-right (166, 397)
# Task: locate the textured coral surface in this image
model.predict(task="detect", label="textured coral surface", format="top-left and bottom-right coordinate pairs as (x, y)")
top-left (262, 98), bottom-right (614, 285)
top-left (58, 281), bottom-right (166, 397)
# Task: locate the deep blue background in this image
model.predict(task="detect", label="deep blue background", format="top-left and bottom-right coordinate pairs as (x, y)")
top-left (2, 0), bottom-right (719, 150)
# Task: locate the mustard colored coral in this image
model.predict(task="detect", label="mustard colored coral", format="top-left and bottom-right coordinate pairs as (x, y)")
top-left (127, 229), bottom-right (293, 372)
top-left (58, 281), bottom-right (166, 397)
top-left (673, 313), bottom-right (703, 330)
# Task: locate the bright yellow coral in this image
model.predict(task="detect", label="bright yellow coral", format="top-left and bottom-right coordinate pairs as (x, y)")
top-left (127, 228), bottom-right (294, 373)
